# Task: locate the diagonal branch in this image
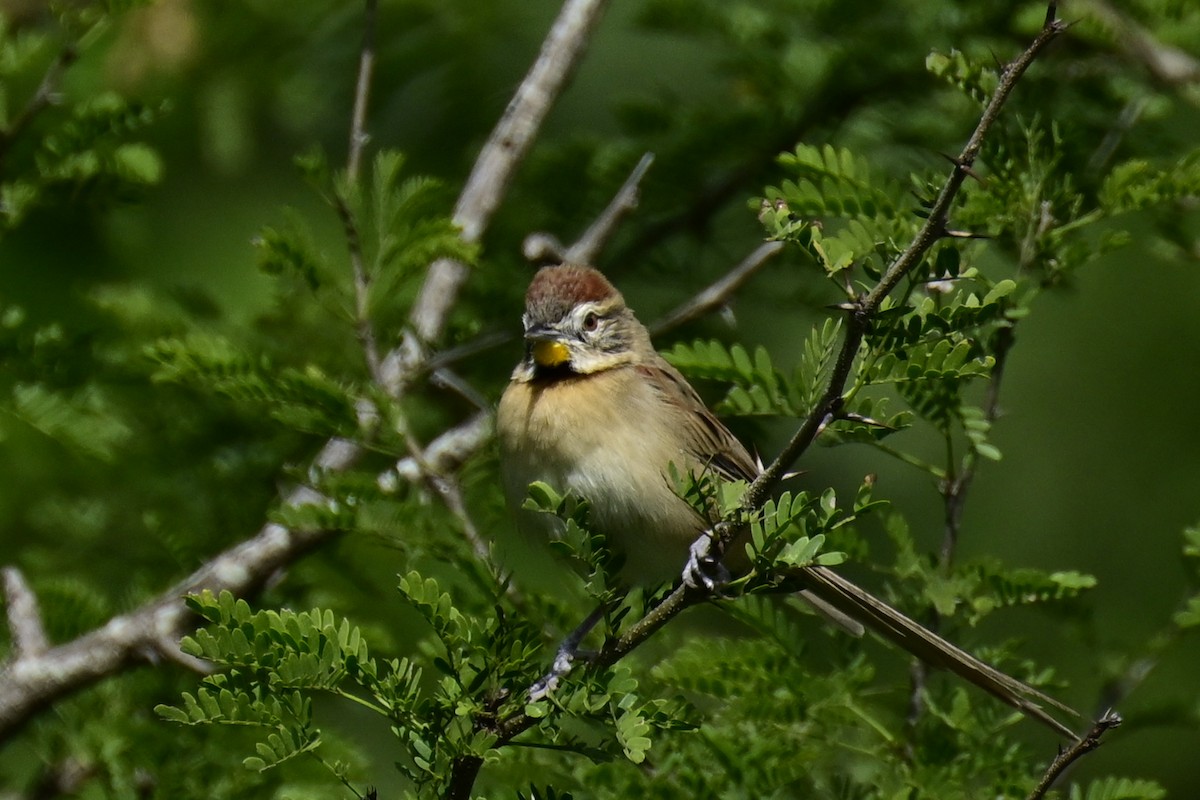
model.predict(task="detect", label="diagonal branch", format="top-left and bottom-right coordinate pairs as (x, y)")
top-left (486, 1), bottom-right (1071, 758)
top-left (0, 415), bottom-right (484, 741)
top-left (566, 152), bottom-right (655, 265)
top-left (747, 9), bottom-right (1066, 508)
top-left (647, 241), bottom-right (784, 337)
top-left (0, 0), bottom-right (611, 750)
top-left (1025, 712), bottom-right (1123, 800)
top-left (383, 0), bottom-right (613, 395)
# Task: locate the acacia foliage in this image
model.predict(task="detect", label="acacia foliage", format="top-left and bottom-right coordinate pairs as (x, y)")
top-left (1, 1), bottom-right (1200, 798)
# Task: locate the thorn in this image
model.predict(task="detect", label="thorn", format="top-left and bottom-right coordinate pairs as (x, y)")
top-left (839, 412), bottom-right (897, 430)
top-left (938, 151), bottom-right (965, 168)
top-left (1044, 0), bottom-right (1058, 29)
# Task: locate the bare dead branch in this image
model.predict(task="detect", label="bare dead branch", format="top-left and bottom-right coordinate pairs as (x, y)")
top-left (565, 152), bottom-right (655, 265)
top-left (346, 0), bottom-right (378, 180)
top-left (384, 0), bottom-right (613, 396)
top-left (647, 240), bottom-right (784, 337)
top-left (387, 411), bottom-right (493, 486)
top-left (522, 231), bottom-right (567, 264)
top-left (0, 516), bottom-right (330, 740)
top-left (2, 568), bottom-right (48, 659)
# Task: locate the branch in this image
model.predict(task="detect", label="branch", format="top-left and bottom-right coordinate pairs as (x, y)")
top-left (647, 240), bottom-right (784, 337)
top-left (0, 408), bottom-right (494, 742)
top-left (1025, 712), bottom-right (1123, 800)
top-left (566, 152), bottom-right (655, 265)
top-left (346, 0), bottom-right (378, 180)
top-left (0, 437), bottom-right (361, 741)
top-left (908, 322), bottom-right (1017, 729)
top-left (521, 152), bottom-right (657, 266)
top-left (482, 1), bottom-right (1070, 761)
top-left (0, 45), bottom-right (79, 169)
top-left (0, 0), bottom-right (608, 752)
top-left (387, 411), bottom-right (492, 486)
top-left (748, 9), bottom-right (1066, 508)
top-left (384, 0), bottom-right (613, 396)
top-left (2, 568), bottom-right (48, 659)
top-left (341, 0), bottom-right (384, 384)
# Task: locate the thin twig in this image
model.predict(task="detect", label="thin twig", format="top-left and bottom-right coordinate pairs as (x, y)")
top-left (340, 0), bottom-right (384, 385)
top-left (428, 473), bottom-right (493, 573)
top-left (384, 0), bottom-right (613, 397)
top-left (565, 152), bottom-right (655, 265)
top-left (940, 322), bottom-right (1015, 567)
top-left (647, 241), bottom-right (784, 337)
top-left (0, 45), bottom-right (79, 168)
top-left (388, 411), bottom-right (492, 486)
top-left (347, 0), bottom-right (378, 180)
top-left (1025, 712), bottom-right (1122, 800)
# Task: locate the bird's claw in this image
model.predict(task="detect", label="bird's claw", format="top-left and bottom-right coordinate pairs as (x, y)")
top-left (683, 534), bottom-right (730, 592)
top-left (528, 646), bottom-right (584, 701)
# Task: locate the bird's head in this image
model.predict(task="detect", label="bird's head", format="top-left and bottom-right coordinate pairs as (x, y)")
top-left (512, 264), bottom-right (651, 381)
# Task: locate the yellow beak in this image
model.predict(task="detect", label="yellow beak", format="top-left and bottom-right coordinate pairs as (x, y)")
top-left (532, 340), bottom-right (570, 368)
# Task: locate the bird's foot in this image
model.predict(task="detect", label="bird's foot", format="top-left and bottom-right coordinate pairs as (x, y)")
top-left (683, 533), bottom-right (730, 592)
top-left (528, 645), bottom-right (597, 701)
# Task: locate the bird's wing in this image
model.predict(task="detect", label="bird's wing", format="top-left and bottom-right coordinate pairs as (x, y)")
top-left (637, 356), bottom-right (760, 484)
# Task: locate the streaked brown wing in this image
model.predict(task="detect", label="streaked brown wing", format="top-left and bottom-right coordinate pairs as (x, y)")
top-left (638, 357), bottom-right (760, 484)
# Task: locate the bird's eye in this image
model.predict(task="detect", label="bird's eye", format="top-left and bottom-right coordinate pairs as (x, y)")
top-left (582, 312), bottom-right (599, 331)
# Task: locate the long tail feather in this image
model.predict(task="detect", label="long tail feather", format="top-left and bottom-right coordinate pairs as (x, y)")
top-left (797, 565), bottom-right (1079, 739)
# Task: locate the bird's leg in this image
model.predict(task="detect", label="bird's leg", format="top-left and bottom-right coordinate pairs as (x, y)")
top-left (683, 530), bottom-right (730, 592)
top-left (528, 603), bottom-right (608, 700)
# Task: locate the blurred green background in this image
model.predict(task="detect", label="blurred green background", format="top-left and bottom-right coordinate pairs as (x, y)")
top-left (1, 0), bottom-right (1198, 794)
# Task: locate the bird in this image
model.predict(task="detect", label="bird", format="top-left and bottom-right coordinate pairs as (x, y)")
top-left (496, 263), bottom-right (1077, 737)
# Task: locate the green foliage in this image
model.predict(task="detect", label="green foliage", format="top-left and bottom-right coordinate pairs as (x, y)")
top-left (523, 480), bottom-right (623, 600)
top-left (1070, 776), bottom-right (1167, 800)
top-left (146, 334), bottom-right (361, 438)
top-left (1, 86), bottom-right (166, 231)
top-left (5, 0), bottom-right (1200, 798)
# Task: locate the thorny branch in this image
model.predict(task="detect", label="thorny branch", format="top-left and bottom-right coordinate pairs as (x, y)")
top-left (474, 5), bottom-right (1073, 772)
top-left (1025, 712), bottom-right (1123, 800)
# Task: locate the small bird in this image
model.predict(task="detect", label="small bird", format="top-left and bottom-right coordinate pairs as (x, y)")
top-left (497, 263), bottom-right (1076, 737)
